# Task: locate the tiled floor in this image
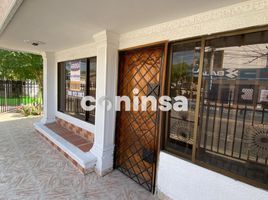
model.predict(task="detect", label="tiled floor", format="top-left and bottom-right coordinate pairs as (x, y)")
top-left (46, 123), bottom-right (93, 152)
top-left (0, 113), bottom-right (156, 200)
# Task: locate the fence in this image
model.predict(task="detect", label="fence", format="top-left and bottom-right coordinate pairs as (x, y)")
top-left (199, 102), bottom-right (268, 165)
top-left (0, 80), bottom-right (42, 113)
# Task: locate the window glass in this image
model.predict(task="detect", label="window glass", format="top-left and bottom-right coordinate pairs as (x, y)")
top-left (165, 41), bottom-right (200, 156)
top-left (58, 57), bottom-right (96, 124)
top-left (197, 31), bottom-right (268, 186)
top-left (87, 57), bottom-right (96, 123)
top-left (64, 59), bottom-right (87, 120)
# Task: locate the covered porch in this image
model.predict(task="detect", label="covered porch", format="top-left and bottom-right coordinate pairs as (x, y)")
top-left (1, 0), bottom-right (268, 199)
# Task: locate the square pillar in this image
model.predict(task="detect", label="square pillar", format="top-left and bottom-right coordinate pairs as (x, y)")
top-left (91, 30), bottom-right (119, 175)
top-left (41, 52), bottom-right (57, 124)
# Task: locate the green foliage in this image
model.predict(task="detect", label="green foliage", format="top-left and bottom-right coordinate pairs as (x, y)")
top-left (18, 104), bottom-right (42, 116)
top-left (171, 62), bottom-right (190, 85)
top-left (0, 96), bottom-right (42, 106)
top-left (0, 49), bottom-right (43, 87)
top-left (0, 49), bottom-right (43, 102)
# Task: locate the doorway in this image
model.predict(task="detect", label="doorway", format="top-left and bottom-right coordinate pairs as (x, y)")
top-left (115, 44), bottom-right (165, 192)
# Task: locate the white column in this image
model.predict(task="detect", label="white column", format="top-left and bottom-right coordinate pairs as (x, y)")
top-left (91, 30), bottom-right (119, 176)
top-left (41, 52), bottom-right (57, 124)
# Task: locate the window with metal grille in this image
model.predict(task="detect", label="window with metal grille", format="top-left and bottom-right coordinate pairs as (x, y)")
top-left (164, 29), bottom-right (268, 190)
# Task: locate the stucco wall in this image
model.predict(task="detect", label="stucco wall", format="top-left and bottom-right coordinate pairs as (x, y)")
top-left (119, 0), bottom-right (268, 49)
top-left (157, 152), bottom-right (268, 200)
top-left (55, 42), bottom-right (97, 62)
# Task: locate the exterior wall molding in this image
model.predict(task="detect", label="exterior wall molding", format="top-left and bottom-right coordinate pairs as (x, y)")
top-left (0, 0), bottom-right (23, 36)
top-left (119, 0), bottom-right (268, 49)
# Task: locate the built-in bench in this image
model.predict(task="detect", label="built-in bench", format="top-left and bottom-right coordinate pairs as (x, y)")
top-left (46, 123), bottom-right (93, 152)
top-left (34, 120), bottom-right (96, 174)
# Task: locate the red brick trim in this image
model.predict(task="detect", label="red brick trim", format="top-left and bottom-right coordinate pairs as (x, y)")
top-left (55, 117), bottom-right (94, 143)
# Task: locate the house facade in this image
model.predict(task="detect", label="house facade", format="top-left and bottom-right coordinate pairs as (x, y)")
top-left (1, 0), bottom-right (268, 199)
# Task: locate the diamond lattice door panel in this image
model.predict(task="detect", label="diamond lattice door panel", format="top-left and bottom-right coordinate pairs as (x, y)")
top-left (115, 46), bottom-right (164, 192)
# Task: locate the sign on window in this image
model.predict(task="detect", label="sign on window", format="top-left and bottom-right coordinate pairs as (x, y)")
top-left (70, 61), bottom-right (81, 91)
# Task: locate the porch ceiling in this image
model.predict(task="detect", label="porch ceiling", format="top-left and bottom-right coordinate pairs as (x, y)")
top-left (0, 0), bottom-right (14, 24)
top-left (0, 0), bottom-right (246, 53)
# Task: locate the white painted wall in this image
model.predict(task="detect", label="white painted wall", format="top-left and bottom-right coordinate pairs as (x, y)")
top-left (157, 152), bottom-right (268, 200)
top-left (53, 42), bottom-right (97, 133)
top-left (55, 43), bottom-right (97, 62)
top-left (119, 0), bottom-right (268, 49)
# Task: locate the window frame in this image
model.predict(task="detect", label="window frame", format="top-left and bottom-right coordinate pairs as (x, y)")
top-left (57, 56), bottom-right (96, 124)
top-left (162, 26), bottom-right (268, 191)
top-left (163, 38), bottom-right (203, 160)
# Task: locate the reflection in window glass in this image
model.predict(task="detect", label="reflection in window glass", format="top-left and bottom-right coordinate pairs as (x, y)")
top-left (165, 41), bottom-right (200, 156)
top-left (88, 58), bottom-right (96, 122)
top-left (197, 31), bottom-right (268, 186)
top-left (65, 59), bottom-right (87, 120)
top-left (58, 57), bottom-right (96, 124)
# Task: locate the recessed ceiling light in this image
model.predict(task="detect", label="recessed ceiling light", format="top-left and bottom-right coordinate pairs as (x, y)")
top-left (24, 40), bottom-right (46, 46)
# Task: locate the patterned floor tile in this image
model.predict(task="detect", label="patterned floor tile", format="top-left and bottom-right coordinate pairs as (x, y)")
top-left (0, 113), bottom-right (156, 200)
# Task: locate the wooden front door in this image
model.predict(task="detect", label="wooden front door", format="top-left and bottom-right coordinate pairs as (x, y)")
top-left (115, 45), bottom-right (165, 192)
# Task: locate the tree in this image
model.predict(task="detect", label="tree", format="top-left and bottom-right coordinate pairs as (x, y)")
top-left (0, 49), bottom-right (43, 90)
top-left (171, 62), bottom-right (189, 93)
top-left (0, 49), bottom-right (43, 104)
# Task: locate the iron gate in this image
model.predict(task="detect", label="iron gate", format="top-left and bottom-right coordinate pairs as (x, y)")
top-left (0, 80), bottom-right (41, 113)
